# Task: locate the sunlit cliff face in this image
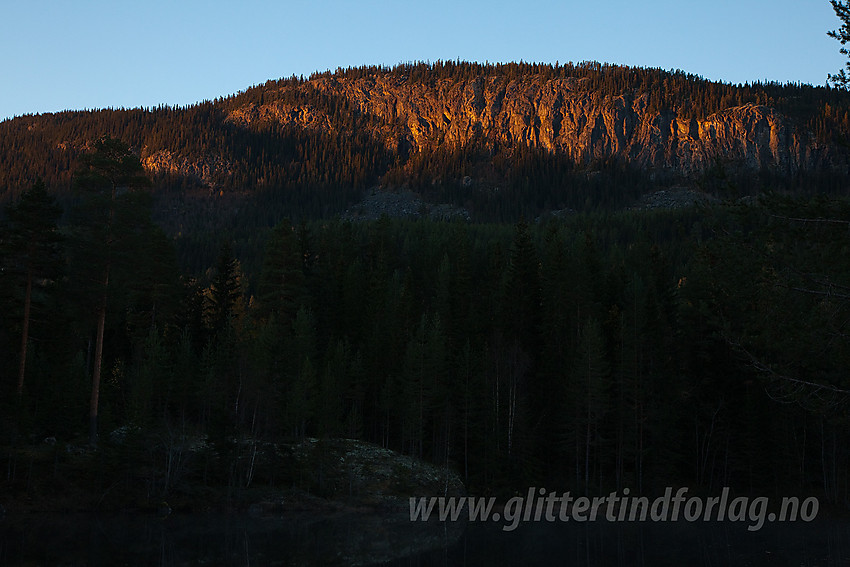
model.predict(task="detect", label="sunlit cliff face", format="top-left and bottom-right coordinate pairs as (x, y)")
top-left (225, 74), bottom-right (833, 177)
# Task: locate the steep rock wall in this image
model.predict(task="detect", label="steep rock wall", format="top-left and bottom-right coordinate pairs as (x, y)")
top-left (228, 75), bottom-right (837, 177)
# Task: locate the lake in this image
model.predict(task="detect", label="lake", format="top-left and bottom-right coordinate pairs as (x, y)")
top-left (1, 511), bottom-right (848, 566)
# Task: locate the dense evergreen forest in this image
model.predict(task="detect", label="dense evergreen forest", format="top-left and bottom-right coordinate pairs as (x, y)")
top-left (2, 136), bottom-right (850, 508)
top-left (2, 61), bottom-right (849, 276)
top-left (2, 63), bottom-right (850, 511)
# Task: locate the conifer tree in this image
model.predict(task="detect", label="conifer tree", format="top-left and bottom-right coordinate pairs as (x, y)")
top-left (829, 0), bottom-right (850, 88)
top-left (576, 316), bottom-right (610, 494)
top-left (207, 241), bottom-right (242, 340)
top-left (4, 179), bottom-right (63, 398)
top-left (257, 219), bottom-right (305, 325)
top-left (71, 136), bottom-right (150, 446)
top-left (504, 218), bottom-right (541, 353)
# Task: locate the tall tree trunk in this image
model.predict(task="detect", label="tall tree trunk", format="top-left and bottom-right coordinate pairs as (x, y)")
top-left (585, 408), bottom-right (591, 495)
top-left (16, 268), bottom-right (33, 397)
top-left (90, 267), bottom-right (109, 447)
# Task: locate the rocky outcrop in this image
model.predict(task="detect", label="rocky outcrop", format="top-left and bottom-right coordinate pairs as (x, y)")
top-left (226, 101), bottom-right (334, 131)
top-left (634, 187), bottom-right (719, 210)
top-left (142, 149), bottom-right (234, 189)
top-left (341, 189), bottom-right (470, 222)
top-left (288, 438), bottom-right (465, 509)
top-left (228, 74), bottom-right (839, 177)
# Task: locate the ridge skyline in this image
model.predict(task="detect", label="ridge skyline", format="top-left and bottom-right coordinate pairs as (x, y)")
top-left (1, 0), bottom-right (841, 122)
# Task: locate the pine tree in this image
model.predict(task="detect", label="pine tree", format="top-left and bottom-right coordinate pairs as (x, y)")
top-left (4, 179), bottom-right (63, 398)
top-left (829, 0), bottom-right (850, 88)
top-left (71, 136), bottom-right (151, 447)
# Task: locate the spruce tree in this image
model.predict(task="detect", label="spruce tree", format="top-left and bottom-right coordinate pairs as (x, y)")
top-left (207, 241), bottom-right (242, 340)
top-left (257, 219), bottom-right (305, 325)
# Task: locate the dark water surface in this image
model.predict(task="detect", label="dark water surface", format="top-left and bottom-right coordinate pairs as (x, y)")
top-left (1, 511), bottom-right (848, 566)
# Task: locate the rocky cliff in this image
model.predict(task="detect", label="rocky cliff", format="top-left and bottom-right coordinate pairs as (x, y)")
top-left (142, 149), bottom-right (235, 189)
top-left (225, 74), bottom-right (840, 178)
top-left (2, 64), bottom-right (846, 220)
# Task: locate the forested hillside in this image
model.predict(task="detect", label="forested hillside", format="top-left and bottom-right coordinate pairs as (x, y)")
top-left (2, 179), bottom-right (850, 506)
top-left (2, 63), bottom-right (850, 512)
top-left (3, 61), bottom-right (850, 222)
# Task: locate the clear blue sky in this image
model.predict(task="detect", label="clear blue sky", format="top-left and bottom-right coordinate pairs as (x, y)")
top-left (1, 0), bottom-right (843, 122)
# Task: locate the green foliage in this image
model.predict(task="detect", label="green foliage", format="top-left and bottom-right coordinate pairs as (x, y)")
top-left (685, 196), bottom-right (850, 405)
top-left (5, 179), bottom-right (63, 257)
top-left (67, 136), bottom-right (158, 446)
top-left (4, 190), bottom-right (850, 503)
top-left (73, 136), bottom-right (150, 194)
top-left (830, 0), bottom-right (850, 88)
top-left (3, 179), bottom-right (64, 397)
top-left (256, 219), bottom-right (306, 324)
top-left (207, 241), bottom-right (243, 339)
top-left (4, 58), bottom-right (850, 503)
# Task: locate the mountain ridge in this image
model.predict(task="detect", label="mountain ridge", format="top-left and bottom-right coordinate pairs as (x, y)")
top-left (2, 61), bottom-right (849, 223)
top-left (231, 73), bottom-right (834, 175)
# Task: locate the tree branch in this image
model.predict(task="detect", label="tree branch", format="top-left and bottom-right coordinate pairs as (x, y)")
top-left (722, 333), bottom-right (850, 397)
top-left (767, 213), bottom-right (850, 226)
